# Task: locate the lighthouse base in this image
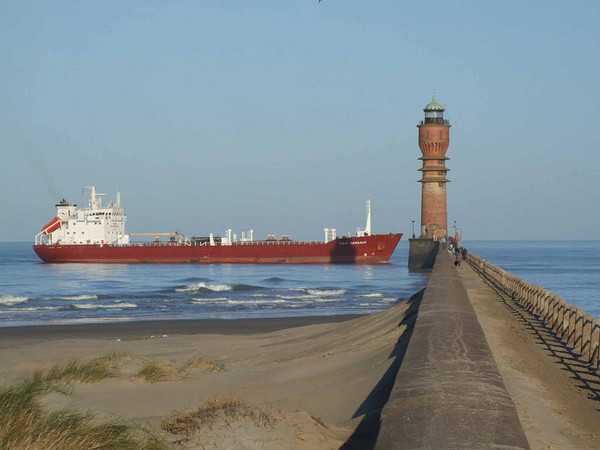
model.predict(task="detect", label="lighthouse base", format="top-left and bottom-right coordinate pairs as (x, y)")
top-left (408, 238), bottom-right (439, 270)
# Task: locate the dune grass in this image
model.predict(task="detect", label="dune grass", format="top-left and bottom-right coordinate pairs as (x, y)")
top-left (135, 360), bottom-right (179, 384)
top-left (0, 353), bottom-right (231, 448)
top-left (161, 397), bottom-right (277, 443)
top-left (179, 358), bottom-right (226, 374)
top-left (0, 370), bottom-right (168, 449)
top-left (134, 357), bottom-right (226, 383)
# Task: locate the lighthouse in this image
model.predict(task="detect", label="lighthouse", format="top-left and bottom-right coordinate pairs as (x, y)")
top-left (408, 95), bottom-right (451, 269)
top-left (417, 96), bottom-right (450, 239)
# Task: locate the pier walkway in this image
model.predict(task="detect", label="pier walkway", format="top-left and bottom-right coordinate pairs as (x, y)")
top-left (376, 249), bottom-right (600, 449)
top-left (377, 250), bottom-right (529, 449)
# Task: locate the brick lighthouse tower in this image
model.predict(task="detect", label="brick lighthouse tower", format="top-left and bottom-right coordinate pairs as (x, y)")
top-left (409, 95), bottom-right (451, 269)
top-left (418, 95), bottom-right (450, 239)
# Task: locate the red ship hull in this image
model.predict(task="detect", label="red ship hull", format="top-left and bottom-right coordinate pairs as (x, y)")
top-left (33, 233), bottom-right (402, 264)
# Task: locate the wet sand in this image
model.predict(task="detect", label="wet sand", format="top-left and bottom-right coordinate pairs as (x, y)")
top-left (0, 314), bottom-right (364, 343)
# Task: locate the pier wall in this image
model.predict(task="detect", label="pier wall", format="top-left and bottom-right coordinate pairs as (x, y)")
top-left (407, 238), bottom-right (439, 270)
top-left (466, 253), bottom-right (600, 370)
top-left (377, 249), bottom-right (529, 449)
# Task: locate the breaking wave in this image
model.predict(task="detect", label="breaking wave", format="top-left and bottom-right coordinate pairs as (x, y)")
top-left (0, 306), bottom-right (59, 313)
top-left (225, 299), bottom-right (286, 305)
top-left (309, 297), bottom-right (345, 303)
top-left (176, 282), bottom-right (261, 293)
top-left (73, 302), bottom-right (138, 309)
top-left (0, 295), bottom-right (30, 305)
top-left (52, 295), bottom-right (99, 301)
top-left (304, 289), bottom-right (347, 297)
top-left (360, 293), bottom-right (383, 298)
top-left (176, 282), bottom-right (233, 292)
top-left (191, 297), bottom-right (230, 303)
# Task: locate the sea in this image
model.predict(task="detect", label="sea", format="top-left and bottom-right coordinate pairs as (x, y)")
top-left (0, 241), bottom-right (598, 327)
top-left (464, 241), bottom-right (600, 318)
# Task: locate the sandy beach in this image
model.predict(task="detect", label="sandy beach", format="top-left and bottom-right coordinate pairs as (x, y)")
top-left (0, 297), bottom-right (419, 449)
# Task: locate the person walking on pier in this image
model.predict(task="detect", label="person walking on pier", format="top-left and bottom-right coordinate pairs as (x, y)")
top-left (454, 248), bottom-right (462, 267)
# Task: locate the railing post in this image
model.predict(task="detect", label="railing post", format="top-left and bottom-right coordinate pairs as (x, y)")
top-left (582, 314), bottom-right (592, 362)
top-left (591, 319), bottom-right (600, 370)
top-left (567, 306), bottom-right (577, 348)
top-left (535, 286), bottom-right (544, 314)
top-left (574, 307), bottom-right (585, 355)
top-left (564, 304), bottom-right (573, 343)
top-left (546, 294), bottom-right (556, 325)
top-left (554, 297), bottom-right (566, 336)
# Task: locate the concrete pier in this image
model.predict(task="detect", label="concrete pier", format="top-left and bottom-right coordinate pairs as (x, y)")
top-left (377, 249), bottom-right (529, 449)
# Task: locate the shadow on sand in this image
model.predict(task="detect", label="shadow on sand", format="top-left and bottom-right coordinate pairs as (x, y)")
top-left (469, 262), bottom-right (600, 409)
top-left (341, 289), bottom-right (424, 449)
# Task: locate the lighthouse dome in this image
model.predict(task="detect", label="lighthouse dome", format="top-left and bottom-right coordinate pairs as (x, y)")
top-left (424, 96), bottom-right (444, 111)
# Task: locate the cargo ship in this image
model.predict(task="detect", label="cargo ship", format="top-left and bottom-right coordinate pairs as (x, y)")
top-left (33, 187), bottom-right (402, 264)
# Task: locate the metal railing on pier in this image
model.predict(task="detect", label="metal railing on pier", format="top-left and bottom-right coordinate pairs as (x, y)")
top-left (466, 253), bottom-right (600, 371)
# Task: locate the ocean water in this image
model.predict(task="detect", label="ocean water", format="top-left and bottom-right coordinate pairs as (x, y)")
top-left (463, 241), bottom-right (600, 318)
top-left (0, 241), bottom-right (427, 327)
top-left (2, 241), bottom-right (598, 327)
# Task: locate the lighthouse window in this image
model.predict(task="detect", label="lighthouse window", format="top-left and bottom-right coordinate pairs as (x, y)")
top-left (438, 171), bottom-right (444, 175)
top-left (438, 159), bottom-right (443, 164)
top-left (438, 182), bottom-right (444, 187)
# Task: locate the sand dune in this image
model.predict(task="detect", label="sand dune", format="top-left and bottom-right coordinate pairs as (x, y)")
top-left (0, 295), bottom-right (418, 449)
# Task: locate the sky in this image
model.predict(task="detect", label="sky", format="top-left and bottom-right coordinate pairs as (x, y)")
top-left (2, 0), bottom-right (599, 241)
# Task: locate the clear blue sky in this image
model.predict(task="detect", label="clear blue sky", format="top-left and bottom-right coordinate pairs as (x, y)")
top-left (2, 1), bottom-right (599, 241)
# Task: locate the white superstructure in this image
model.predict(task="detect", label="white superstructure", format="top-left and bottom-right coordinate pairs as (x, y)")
top-left (35, 187), bottom-right (129, 246)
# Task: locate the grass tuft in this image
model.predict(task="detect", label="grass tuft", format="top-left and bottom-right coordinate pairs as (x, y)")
top-left (179, 358), bottom-right (226, 374)
top-left (135, 360), bottom-right (179, 384)
top-left (27, 352), bottom-right (131, 386)
top-left (161, 396), bottom-right (277, 443)
top-left (0, 373), bottom-right (168, 449)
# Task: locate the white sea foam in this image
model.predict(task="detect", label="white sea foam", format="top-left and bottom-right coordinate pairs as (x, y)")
top-left (225, 299), bottom-right (286, 305)
top-left (309, 297), bottom-right (345, 303)
top-left (360, 293), bottom-right (383, 298)
top-left (191, 297), bottom-right (230, 303)
top-left (176, 282), bottom-right (233, 292)
top-left (54, 295), bottom-right (98, 301)
top-left (0, 306), bottom-right (59, 313)
top-left (305, 289), bottom-right (346, 297)
top-left (253, 293), bottom-right (314, 300)
top-left (0, 295), bottom-right (30, 305)
top-left (74, 302), bottom-right (137, 309)
top-left (382, 297), bottom-right (398, 302)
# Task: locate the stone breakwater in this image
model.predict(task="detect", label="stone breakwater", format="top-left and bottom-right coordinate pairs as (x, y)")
top-left (377, 251), bottom-right (529, 449)
top-left (466, 252), bottom-right (600, 371)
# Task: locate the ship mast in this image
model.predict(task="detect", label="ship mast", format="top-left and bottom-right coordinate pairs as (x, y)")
top-left (365, 198), bottom-right (372, 236)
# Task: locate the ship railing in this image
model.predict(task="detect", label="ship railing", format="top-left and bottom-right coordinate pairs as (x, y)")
top-left (231, 240), bottom-right (323, 246)
top-left (111, 240), bottom-right (327, 247)
top-left (34, 232), bottom-right (45, 245)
